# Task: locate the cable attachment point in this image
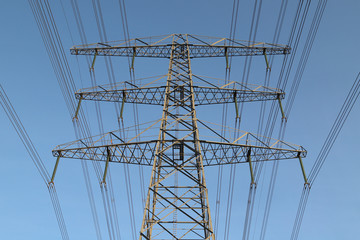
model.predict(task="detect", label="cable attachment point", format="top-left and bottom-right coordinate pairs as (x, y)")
top-left (247, 148), bottom-right (255, 185)
top-left (131, 47), bottom-right (136, 70)
top-left (225, 47), bottom-right (230, 69)
top-left (101, 147), bottom-right (111, 185)
top-left (72, 95), bottom-right (83, 121)
top-left (297, 152), bottom-right (309, 185)
top-left (119, 91), bottom-right (126, 119)
top-left (277, 93), bottom-right (287, 122)
top-left (234, 91), bottom-right (240, 119)
top-left (90, 50), bottom-right (98, 71)
top-left (263, 49), bottom-right (271, 71)
top-left (49, 153), bottom-right (61, 186)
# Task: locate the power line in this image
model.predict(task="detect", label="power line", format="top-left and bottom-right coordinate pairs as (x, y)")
top-left (291, 72), bottom-right (360, 240)
top-left (0, 82), bottom-right (69, 240)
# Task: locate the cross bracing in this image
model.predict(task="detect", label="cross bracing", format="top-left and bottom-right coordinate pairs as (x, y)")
top-left (75, 75), bottom-right (285, 106)
top-left (70, 33), bottom-right (290, 58)
top-left (52, 127), bottom-right (306, 167)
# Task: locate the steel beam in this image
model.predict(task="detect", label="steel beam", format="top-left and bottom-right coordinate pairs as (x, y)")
top-left (75, 85), bottom-right (285, 106)
top-left (52, 137), bottom-right (306, 167)
top-left (70, 34), bottom-right (290, 59)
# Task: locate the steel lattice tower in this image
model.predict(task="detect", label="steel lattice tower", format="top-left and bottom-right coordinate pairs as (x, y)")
top-left (140, 35), bottom-right (214, 239)
top-left (51, 34), bottom-right (307, 240)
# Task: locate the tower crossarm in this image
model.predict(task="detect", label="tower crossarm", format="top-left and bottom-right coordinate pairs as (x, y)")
top-left (200, 140), bottom-right (306, 166)
top-left (70, 34), bottom-right (290, 58)
top-left (52, 137), bottom-right (306, 167)
top-left (52, 139), bottom-right (157, 166)
top-left (75, 83), bottom-right (284, 106)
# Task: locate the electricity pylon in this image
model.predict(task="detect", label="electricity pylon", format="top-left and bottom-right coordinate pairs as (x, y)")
top-left (51, 34), bottom-right (307, 239)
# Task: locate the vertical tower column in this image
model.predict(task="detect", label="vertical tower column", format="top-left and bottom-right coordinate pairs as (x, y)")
top-left (140, 34), bottom-right (215, 240)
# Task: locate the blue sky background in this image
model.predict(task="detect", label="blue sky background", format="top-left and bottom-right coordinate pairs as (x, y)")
top-left (1, 0), bottom-right (360, 239)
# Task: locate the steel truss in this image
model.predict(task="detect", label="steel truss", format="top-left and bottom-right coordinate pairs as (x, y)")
top-left (53, 132), bottom-right (306, 167)
top-left (53, 34), bottom-right (305, 240)
top-left (70, 33), bottom-right (290, 58)
top-left (75, 78), bottom-right (285, 106)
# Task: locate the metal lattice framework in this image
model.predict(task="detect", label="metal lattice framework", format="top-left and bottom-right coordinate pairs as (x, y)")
top-left (53, 131), bottom-right (306, 167)
top-left (53, 34), bottom-right (306, 240)
top-left (70, 34), bottom-right (290, 58)
top-left (75, 75), bottom-right (285, 106)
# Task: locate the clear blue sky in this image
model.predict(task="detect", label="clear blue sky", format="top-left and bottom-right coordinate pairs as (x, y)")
top-left (1, 1), bottom-right (359, 239)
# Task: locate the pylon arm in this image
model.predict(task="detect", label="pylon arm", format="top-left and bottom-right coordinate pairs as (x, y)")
top-left (71, 44), bottom-right (290, 58)
top-left (200, 140), bottom-right (306, 166)
top-left (52, 137), bottom-right (306, 167)
top-left (70, 34), bottom-right (290, 58)
top-left (75, 85), bottom-right (285, 106)
top-left (52, 139), bottom-right (157, 166)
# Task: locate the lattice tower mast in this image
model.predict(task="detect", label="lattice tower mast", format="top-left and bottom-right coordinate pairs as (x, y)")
top-left (140, 35), bottom-right (214, 239)
top-left (51, 34), bottom-right (308, 240)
